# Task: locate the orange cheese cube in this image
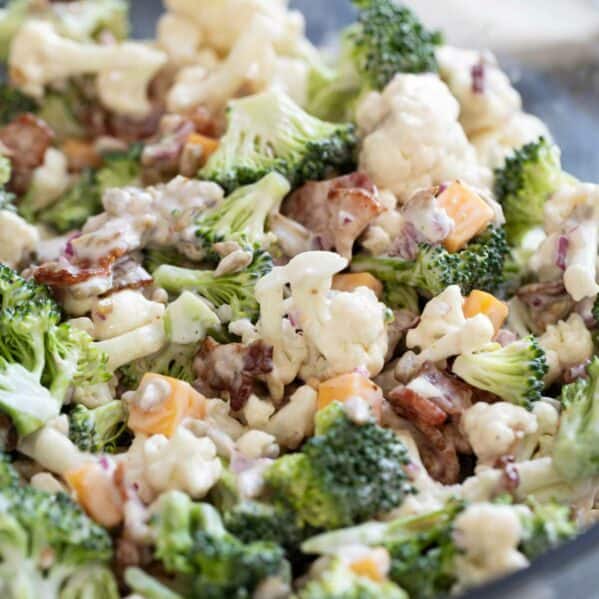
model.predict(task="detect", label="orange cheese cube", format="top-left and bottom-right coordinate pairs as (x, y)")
top-left (128, 373), bottom-right (206, 438)
top-left (463, 290), bottom-right (509, 333)
top-left (318, 372), bottom-right (383, 421)
top-left (332, 273), bottom-right (384, 298)
top-left (350, 556), bottom-right (385, 581)
top-left (186, 133), bottom-right (219, 163)
top-left (61, 138), bottom-right (103, 171)
top-left (64, 462), bottom-right (123, 527)
top-left (437, 181), bottom-right (494, 252)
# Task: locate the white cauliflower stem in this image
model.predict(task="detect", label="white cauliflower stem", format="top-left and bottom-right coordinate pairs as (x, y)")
top-left (10, 21), bottom-right (167, 117)
top-left (356, 73), bottom-right (491, 203)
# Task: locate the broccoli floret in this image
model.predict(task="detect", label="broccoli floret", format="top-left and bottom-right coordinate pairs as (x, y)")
top-left (118, 343), bottom-right (198, 390)
top-left (0, 0), bottom-right (129, 60)
top-left (144, 247), bottom-right (195, 274)
top-left (303, 500), bottom-right (464, 599)
top-left (0, 83), bottom-right (38, 125)
top-left (519, 499), bottom-right (577, 560)
top-left (265, 402), bottom-right (413, 530)
top-left (0, 154), bottom-right (15, 212)
top-left (494, 138), bottom-right (570, 244)
top-left (149, 491), bottom-right (290, 599)
top-left (0, 457), bottom-right (115, 598)
top-left (36, 90), bottom-right (85, 141)
top-left (37, 143), bottom-right (142, 231)
top-left (0, 155), bottom-right (10, 187)
top-left (200, 89), bottom-right (357, 193)
top-left (194, 172), bottom-right (290, 259)
top-left (153, 250), bottom-right (272, 322)
top-left (0, 264), bottom-right (109, 435)
top-left (36, 170), bottom-right (99, 231)
top-left (0, 0), bottom-right (29, 60)
top-left (68, 400), bottom-right (126, 453)
top-left (352, 226), bottom-right (509, 302)
top-left (552, 357), bottom-right (599, 481)
top-left (59, 565), bottom-right (120, 599)
top-left (224, 501), bottom-right (314, 556)
top-left (349, 0), bottom-right (442, 89)
top-left (297, 558), bottom-right (407, 599)
top-left (452, 336), bottom-right (548, 409)
top-left (307, 0), bottom-right (441, 121)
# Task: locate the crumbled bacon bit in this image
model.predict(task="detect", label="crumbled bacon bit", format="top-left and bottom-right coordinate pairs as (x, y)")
top-left (194, 338), bottom-right (274, 411)
top-left (0, 113), bottom-right (54, 194)
top-left (284, 173), bottom-right (383, 259)
top-left (388, 363), bottom-right (474, 484)
top-left (494, 454), bottom-right (520, 493)
top-left (33, 248), bottom-right (124, 287)
top-left (517, 280), bottom-right (575, 334)
top-left (471, 61), bottom-right (486, 94)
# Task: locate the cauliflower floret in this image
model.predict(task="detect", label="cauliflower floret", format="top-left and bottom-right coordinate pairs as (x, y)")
top-left (252, 251), bottom-right (389, 398)
top-left (356, 73), bottom-right (491, 203)
top-left (471, 112), bottom-right (551, 170)
top-left (530, 183), bottom-right (599, 301)
top-left (516, 400), bottom-right (560, 461)
top-left (167, 14), bottom-right (308, 113)
top-left (10, 21), bottom-right (167, 117)
top-left (437, 46), bottom-right (521, 135)
top-left (22, 147), bottom-right (70, 212)
top-left (236, 430), bottom-right (278, 459)
top-left (539, 314), bottom-right (594, 383)
top-left (452, 503), bottom-right (528, 591)
top-left (164, 0), bottom-right (304, 55)
top-left (265, 385), bottom-right (317, 449)
top-left (0, 209), bottom-right (39, 267)
top-left (142, 425), bottom-right (222, 499)
top-left (461, 401), bottom-right (538, 465)
top-left (156, 12), bottom-right (218, 68)
top-left (401, 285), bottom-right (495, 370)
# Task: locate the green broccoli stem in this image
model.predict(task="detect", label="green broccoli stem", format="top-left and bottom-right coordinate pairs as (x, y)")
top-left (552, 357), bottom-right (599, 481)
top-left (153, 251), bottom-right (272, 322)
top-left (125, 568), bottom-right (183, 599)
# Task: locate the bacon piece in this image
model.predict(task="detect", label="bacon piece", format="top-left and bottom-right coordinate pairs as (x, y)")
top-left (517, 280), bottom-right (575, 334)
top-left (141, 115), bottom-right (196, 185)
top-left (34, 248), bottom-right (123, 287)
top-left (494, 455), bottom-right (520, 493)
top-left (284, 173), bottom-right (383, 259)
top-left (388, 363), bottom-right (474, 484)
top-left (385, 309), bottom-right (420, 361)
top-left (388, 387), bottom-right (448, 427)
top-left (194, 338), bottom-right (274, 411)
top-left (0, 113), bottom-right (54, 194)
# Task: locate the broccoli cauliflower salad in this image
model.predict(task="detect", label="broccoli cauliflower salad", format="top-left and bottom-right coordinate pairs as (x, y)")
top-left (0, 0), bottom-right (597, 597)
